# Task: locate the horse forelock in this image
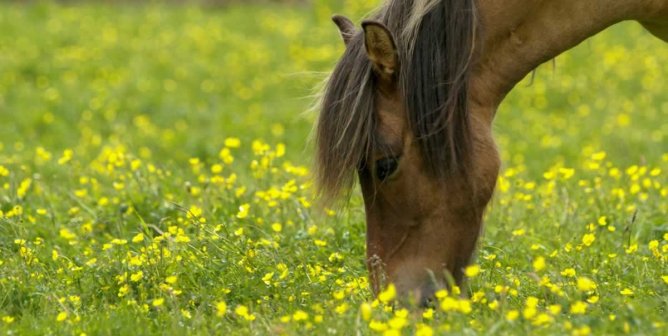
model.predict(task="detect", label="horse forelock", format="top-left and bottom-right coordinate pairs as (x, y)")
top-left (398, 0), bottom-right (477, 178)
top-left (316, 32), bottom-right (375, 203)
top-left (316, 0), bottom-right (477, 202)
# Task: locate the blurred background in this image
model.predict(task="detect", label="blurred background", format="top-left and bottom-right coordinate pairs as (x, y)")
top-left (0, 0), bottom-right (381, 166)
top-left (0, 0), bottom-right (666, 173)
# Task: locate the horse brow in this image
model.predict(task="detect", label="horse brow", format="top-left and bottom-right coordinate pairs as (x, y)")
top-left (372, 131), bottom-right (403, 158)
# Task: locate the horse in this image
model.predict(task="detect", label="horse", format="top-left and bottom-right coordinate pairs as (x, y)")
top-left (315, 0), bottom-right (668, 305)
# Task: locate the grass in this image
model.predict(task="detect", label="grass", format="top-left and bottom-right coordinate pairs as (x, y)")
top-left (1, 1), bottom-right (667, 335)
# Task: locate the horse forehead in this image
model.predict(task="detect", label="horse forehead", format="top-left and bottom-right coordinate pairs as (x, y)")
top-left (375, 92), bottom-right (406, 140)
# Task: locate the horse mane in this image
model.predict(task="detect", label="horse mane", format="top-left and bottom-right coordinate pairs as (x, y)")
top-left (316, 0), bottom-right (477, 203)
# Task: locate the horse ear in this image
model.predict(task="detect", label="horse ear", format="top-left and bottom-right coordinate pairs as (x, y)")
top-left (332, 15), bottom-right (355, 46)
top-left (362, 20), bottom-right (398, 81)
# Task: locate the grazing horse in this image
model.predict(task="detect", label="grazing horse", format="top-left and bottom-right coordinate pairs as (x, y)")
top-left (316, 0), bottom-right (668, 304)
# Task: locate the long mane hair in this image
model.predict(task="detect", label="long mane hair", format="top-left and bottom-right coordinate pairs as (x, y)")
top-left (316, 0), bottom-right (477, 202)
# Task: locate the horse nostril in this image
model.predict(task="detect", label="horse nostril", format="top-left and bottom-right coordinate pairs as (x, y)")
top-left (419, 295), bottom-right (436, 309)
top-left (418, 282), bottom-right (438, 308)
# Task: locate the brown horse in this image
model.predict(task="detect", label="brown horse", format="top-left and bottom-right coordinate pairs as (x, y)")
top-left (316, 0), bottom-right (668, 304)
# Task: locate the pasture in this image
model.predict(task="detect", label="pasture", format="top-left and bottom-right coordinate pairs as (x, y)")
top-left (0, 1), bottom-right (667, 335)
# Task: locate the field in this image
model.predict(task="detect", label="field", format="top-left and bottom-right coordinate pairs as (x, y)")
top-left (1, 1), bottom-right (667, 335)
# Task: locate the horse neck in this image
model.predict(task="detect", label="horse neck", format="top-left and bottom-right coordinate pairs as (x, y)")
top-left (471, 0), bottom-right (668, 110)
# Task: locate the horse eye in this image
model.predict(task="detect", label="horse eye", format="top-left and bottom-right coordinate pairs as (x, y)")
top-left (375, 157), bottom-right (399, 181)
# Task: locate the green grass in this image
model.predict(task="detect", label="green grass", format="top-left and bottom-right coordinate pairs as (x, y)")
top-left (1, 1), bottom-right (667, 335)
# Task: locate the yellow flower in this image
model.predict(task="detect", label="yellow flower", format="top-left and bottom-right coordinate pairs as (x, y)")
top-left (378, 284), bottom-right (396, 304)
top-left (559, 167), bottom-right (575, 179)
top-left (422, 308), bottom-right (434, 319)
top-left (506, 310), bottom-right (520, 321)
top-left (649, 240), bottom-right (659, 250)
top-left (130, 159), bottom-right (141, 171)
top-left (512, 229), bottom-right (526, 236)
top-left (17, 178), bottom-right (32, 199)
top-left (662, 275), bottom-right (668, 284)
top-left (152, 298), bottom-right (164, 307)
top-left (548, 304), bottom-right (562, 315)
top-left (74, 189), bottom-right (87, 198)
top-left (219, 148), bottom-right (234, 164)
top-left (360, 302), bottom-right (372, 321)
top-left (276, 143), bottom-right (286, 157)
top-left (394, 309), bottom-right (408, 319)
top-left (576, 277), bottom-right (597, 292)
top-left (581, 233), bottom-right (596, 247)
top-left (234, 305), bottom-right (256, 321)
top-left (488, 300), bottom-right (499, 310)
top-left (561, 268), bottom-right (576, 277)
top-left (416, 324), bottom-right (433, 336)
top-left (216, 301), bottom-right (227, 317)
top-left (597, 216), bottom-right (607, 225)
top-left (132, 233), bottom-right (144, 243)
top-left (56, 312), bottom-right (68, 322)
top-left (569, 301), bottom-right (587, 314)
top-left (523, 307), bottom-right (537, 319)
top-left (573, 326), bottom-right (592, 336)
top-left (332, 290), bottom-right (345, 300)
top-left (118, 284), bottom-right (129, 297)
top-left (187, 205), bottom-right (203, 219)
top-left (592, 151), bottom-right (607, 161)
top-left (383, 330), bottom-right (401, 336)
top-left (369, 320), bottom-right (388, 332)
top-left (211, 164), bottom-right (223, 174)
top-left (458, 299), bottom-right (472, 314)
top-left (532, 313), bottom-right (553, 326)
top-left (69, 296), bottom-right (80, 305)
top-left (130, 271), bottom-right (143, 282)
top-left (533, 256), bottom-right (546, 272)
top-left (224, 137), bottom-right (241, 148)
top-left (293, 310), bottom-right (308, 321)
top-left (165, 276), bottom-right (177, 284)
top-left (440, 297), bottom-right (458, 312)
top-left (620, 288), bottom-right (634, 296)
top-left (236, 204), bottom-right (250, 219)
top-left (175, 234), bottom-right (191, 243)
top-left (58, 149), bottom-right (74, 165)
top-left (435, 289), bottom-right (448, 299)
top-left (471, 291), bottom-right (485, 302)
top-left (464, 264), bottom-right (481, 278)
top-left (262, 272), bottom-right (274, 285)
top-left (335, 303), bottom-right (349, 315)
top-left (59, 228), bottom-right (77, 241)
top-left (388, 315), bottom-right (407, 330)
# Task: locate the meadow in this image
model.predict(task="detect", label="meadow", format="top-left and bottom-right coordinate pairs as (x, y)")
top-left (0, 1), bottom-right (667, 335)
